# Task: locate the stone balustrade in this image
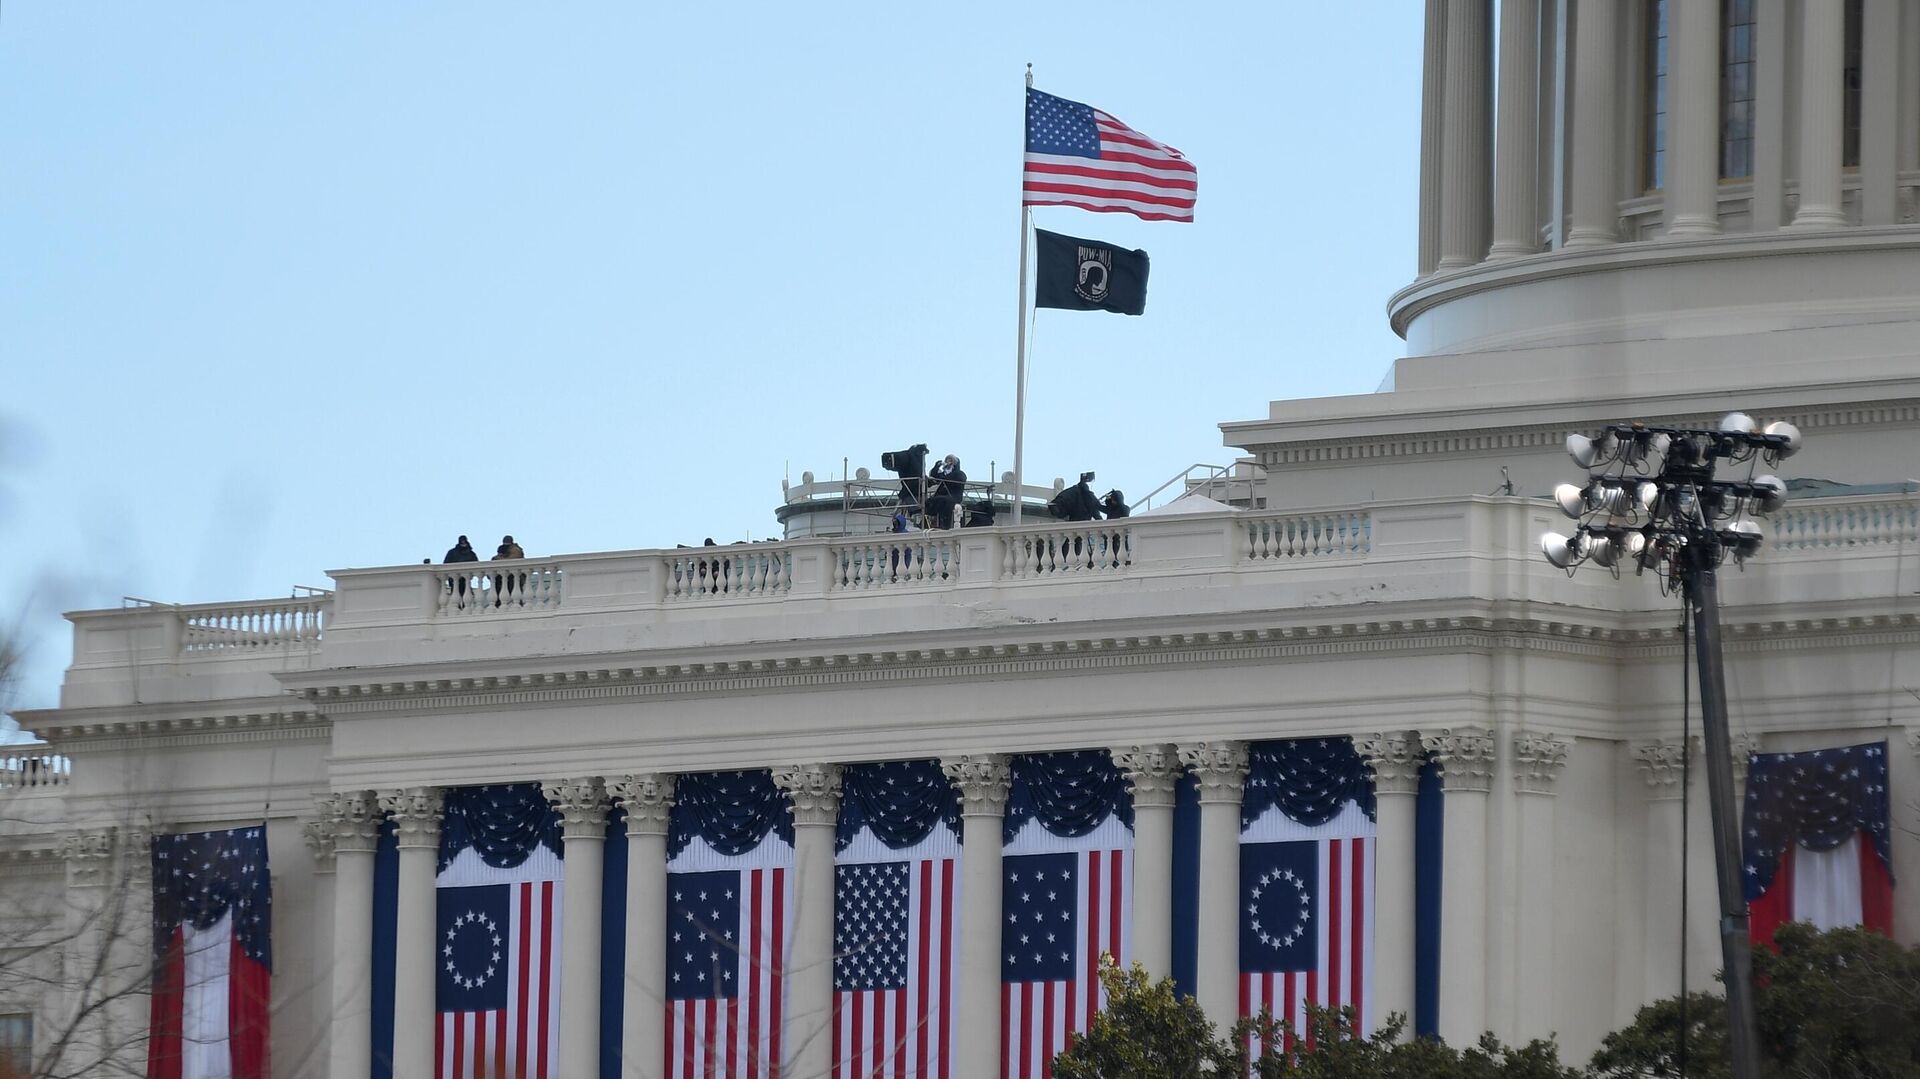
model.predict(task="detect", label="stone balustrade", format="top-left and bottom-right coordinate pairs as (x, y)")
top-left (180, 595), bottom-right (330, 651)
top-left (1244, 510), bottom-right (1372, 561)
top-left (0, 752), bottom-right (72, 789)
top-left (1771, 492), bottom-right (1920, 551)
top-left (664, 546), bottom-right (791, 601)
top-left (436, 561), bottom-right (564, 615)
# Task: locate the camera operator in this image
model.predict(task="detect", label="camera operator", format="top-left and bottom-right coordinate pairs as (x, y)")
top-left (1048, 472), bottom-right (1105, 522)
top-left (926, 454), bottom-right (967, 528)
top-left (881, 443), bottom-right (930, 513)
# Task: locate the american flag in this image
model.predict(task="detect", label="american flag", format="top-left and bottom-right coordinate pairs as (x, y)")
top-left (1743, 741), bottom-right (1894, 943)
top-left (1000, 847), bottom-right (1129, 1079)
top-left (148, 826), bottom-right (272, 1079)
top-left (667, 867), bottom-right (788, 1078)
top-left (1023, 87), bottom-right (1197, 222)
top-left (832, 852), bottom-right (957, 1078)
top-left (1237, 738), bottom-right (1377, 1054)
top-left (434, 877), bottom-right (562, 1079)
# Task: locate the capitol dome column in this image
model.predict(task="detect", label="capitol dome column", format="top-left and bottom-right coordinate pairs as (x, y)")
top-left (1488, 0), bottom-right (1541, 258)
top-left (1418, 0), bottom-right (1448, 274)
top-left (942, 754), bottom-right (1011, 1077)
top-left (1566, 0), bottom-right (1620, 248)
top-left (379, 786), bottom-right (444, 1079)
top-left (1437, 0), bottom-right (1494, 269)
top-left (545, 777), bottom-right (613, 1079)
top-left (771, 763), bottom-right (843, 1079)
top-left (610, 773), bottom-right (676, 1079)
top-left (1667, 0), bottom-right (1724, 237)
top-left (1509, 732), bottom-right (1568, 1039)
top-left (1790, 0), bottom-right (1849, 228)
top-left (1177, 740), bottom-right (1249, 1028)
top-left (1355, 732), bottom-right (1422, 1033)
top-left (321, 791), bottom-right (381, 1079)
top-left (1421, 727), bottom-right (1495, 1045)
top-left (1110, 745), bottom-right (1182, 980)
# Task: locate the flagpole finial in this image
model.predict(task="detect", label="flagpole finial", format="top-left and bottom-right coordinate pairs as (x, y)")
top-left (1025, 63), bottom-right (1033, 89)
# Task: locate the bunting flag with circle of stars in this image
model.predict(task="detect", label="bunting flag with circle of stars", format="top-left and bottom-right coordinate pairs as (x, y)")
top-left (665, 770), bottom-right (794, 1079)
top-left (1238, 738), bottom-right (1377, 1057)
top-left (1742, 740), bottom-right (1894, 946)
top-left (831, 760), bottom-right (961, 1078)
top-left (148, 825), bottom-right (273, 1079)
top-left (434, 783), bottom-right (566, 1079)
top-left (1000, 750), bottom-right (1134, 1079)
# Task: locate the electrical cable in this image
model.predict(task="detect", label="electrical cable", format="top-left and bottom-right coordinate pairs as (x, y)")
top-left (1679, 604), bottom-right (1692, 1077)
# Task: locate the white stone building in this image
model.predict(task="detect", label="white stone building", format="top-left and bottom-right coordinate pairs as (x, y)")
top-left (5, 2), bottom-right (1920, 1076)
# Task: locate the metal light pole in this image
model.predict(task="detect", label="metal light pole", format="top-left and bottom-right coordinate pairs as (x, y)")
top-left (1542, 412), bottom-right (1801, 1079)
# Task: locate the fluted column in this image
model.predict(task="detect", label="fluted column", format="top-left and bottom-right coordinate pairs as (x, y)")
top-left (1860, 0), bottom-right (1900, 224)
top-left (1566, 0), bottom-right (1620, 247)
top-left (609, 774), bottom-right (674, 1079)
top-left (1633, 740), bottom-right (1694, 999)
top-left (1753, 0), bottom-right (1789, 228)
top-left (1109, 745), bottom-right (1182, 981)
top-left (941, 754), bottom-right (1010, 1078)
top-left (1421, 727), bottom-right (1494, 1045)
top-left (1418, 0), bottom-right (1449, 274)
top-left (380, 786), bottom-right (444, 1079)
top-left (1177, 741), bottom-right (1248, 1028)
top-left (1791, 0), bottom-right (1849, 227)
top-left (1667, 0), bottom-right (1723, 236)
top-left (1489, 0), bottom-right (1542, 257)
top-left (1437, 0), bottom-right (1495, 269)
top-left (771, 763), bottom-right (842, 1079)
top-left (303, 817), bottom-right (340, 1075)
top-left (1355, 732), bottom-right (1422, 1033)
top-left (1510, 732), bottom-right (1568, 1038)
top-left (322, 792), bottom-right (381, 1079)
top-left (545, 777), bottom-right (613, 1079)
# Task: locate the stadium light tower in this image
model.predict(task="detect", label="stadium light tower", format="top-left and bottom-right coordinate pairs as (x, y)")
top-left (1542, 412), bottom-right (1802, 1079)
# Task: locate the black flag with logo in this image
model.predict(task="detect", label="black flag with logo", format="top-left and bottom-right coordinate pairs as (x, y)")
top-left (1033, 228), bottom-right (1149, 315)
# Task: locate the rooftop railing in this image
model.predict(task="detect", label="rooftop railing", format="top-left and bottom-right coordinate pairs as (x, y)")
top-left (0, 753), bottom-right (72, 790)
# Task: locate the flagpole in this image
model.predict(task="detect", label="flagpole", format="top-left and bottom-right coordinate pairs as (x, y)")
top-left (1012, 63), bottom-right (1033, 525)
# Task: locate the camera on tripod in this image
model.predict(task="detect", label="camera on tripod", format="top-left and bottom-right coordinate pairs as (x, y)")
top-left (882, 444), bottom-right (929, 477)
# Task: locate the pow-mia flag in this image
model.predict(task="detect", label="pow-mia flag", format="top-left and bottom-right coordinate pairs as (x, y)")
top-left (1034, 228), bottom-right (1148, 315)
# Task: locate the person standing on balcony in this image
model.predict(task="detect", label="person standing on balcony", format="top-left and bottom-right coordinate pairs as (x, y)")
top-left (443, 534), bottom-right (479, 607)
top-left (493, 535), bottom-right (526, 605)
top-left (927, 455), bottom-right (967, 529)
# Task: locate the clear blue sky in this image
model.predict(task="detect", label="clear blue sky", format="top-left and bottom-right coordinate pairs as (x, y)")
top-left (0, 6), bottom-right (1423, 724)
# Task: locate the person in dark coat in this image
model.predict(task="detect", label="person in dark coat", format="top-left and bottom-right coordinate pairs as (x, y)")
top-left (492, 535), bottom-right (527, 602)
top-left (926, 454), bottom-right (967, 529)
top-left (443, 535), bottom-right (479, 606)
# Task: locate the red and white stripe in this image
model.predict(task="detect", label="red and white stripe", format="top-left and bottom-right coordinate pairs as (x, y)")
top-left (437, 879), bottom-right (562, 1079)
top-left (833, 856), bottom-right (957, 1079)
top-left (1024, 111), bottom-right (1197, 223)
top-left (667, 866), bottom-right (787, 1079)
top-left (1749, 832), bottom-right (1895, 945)
top-left (1241, 836), bottom-right (1374, 1059)
top-left (1002, 847), bottom-right (1130, 1079)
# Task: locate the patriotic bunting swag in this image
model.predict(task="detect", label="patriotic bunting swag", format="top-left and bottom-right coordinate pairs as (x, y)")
top-left (832, 761), bottom-right (962, 1078)
top-left (1001, 750), bottom-right (1134, 1079)
top-left (434, 784), bottom-right (565, 1079)
top-left (149, 826), bottom-right (272, 1079)
top-left (666, 770), bottom-right (794, 1079)
top-left (1743, 741), bottom-right (1894, 944)
top-left (1238, 738), bottom-right (1376, 1055)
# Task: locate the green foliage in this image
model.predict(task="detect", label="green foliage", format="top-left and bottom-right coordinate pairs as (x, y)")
top-left (1052, 960), bottom-right (1577, 1079)
top-left (1590, 923), bottom-right (1920, 1079)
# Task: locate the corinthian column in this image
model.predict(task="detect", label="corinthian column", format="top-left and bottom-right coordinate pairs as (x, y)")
top-left (941, 754), bottom-right (1010, 1079)
top-left (609, 774), bottom-right (675, 1079)
top-left (321, 791), bottom-right (382, 1079)
top-left (1667, 0), bottom-right (1723, 236)
top-left (1421, 727), bottom-right (1494, 1045)
top-left (1509, 732), bottom-right (1568, 1037)
top-left (771, 763), bottom-right (842, 1079)
top-left (1355, 732), bottom-right (1422, 1033)
top-left (1489, 0), bottom-right (1542, 257)
top-left (379, 786), bottom-right (444, 1079)
top-left (1566, 0), bottom-right (1620, 247)
top-left (545, 777), bottom-right (612, 1079)
top-left (1437, 0), bottom-right (1495, 268)
top-left (302, 817), bottom-right (339, 1074)
top-left (1791, 0), bottom-right (1848, 227)
top-left (1110, 745), bottom-right (1182, 980)
top-left (1177, 741), bottom-right (1248, 1028)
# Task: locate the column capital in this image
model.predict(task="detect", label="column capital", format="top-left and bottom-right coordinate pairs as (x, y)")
top-left (1731, 732), bottom-right (1763, 786)
top-left (1421, 726), bottom-right (1496, 793)
top-left (1631, 737), bottom-right (1697, 800)
top-left (772, 763), bottom-right (843, 827)
top-left (379, 786), bottom-right (444, 849)
top-left (302, 818), bottom-right (337, 874)
top-left (609, 772), bottom-right (677, 837)
top-left (543, 776), bottom-right (613, 839)
top-left (60, 827), bottom-right (123, 888)
top-left (1177, 741), bottom-right (1249, 804)
top-left (1511, 730), bottom-right (1570, 795)
top-left (316, 789), bottom-right (383, 853)
top-left (1109, 744), bottom-right (1182, 808)
top-left (1355, 731), bottom-right (1424, 795)
top-left (941, 754), bottom-right (1011, 816)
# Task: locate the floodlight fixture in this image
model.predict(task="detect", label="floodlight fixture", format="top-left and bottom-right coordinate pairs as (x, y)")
top-left (1540, 531), bottom-right (1578, 569)
top-left (1720, 412), bottom-right (1759, 435)
top-left (1763, 421), bottom-right (1802, 459)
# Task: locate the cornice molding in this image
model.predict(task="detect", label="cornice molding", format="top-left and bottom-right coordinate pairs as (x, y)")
top-left (36, 709), bottom-right (329, 752)
top-left (0, 845), bottom-right (67, 876)
top-left (285, 613), bottom-right (1920, 720)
